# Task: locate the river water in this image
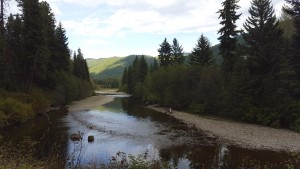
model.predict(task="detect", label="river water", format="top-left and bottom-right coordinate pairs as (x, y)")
top-left (1, 95), bottom-right (298, 168)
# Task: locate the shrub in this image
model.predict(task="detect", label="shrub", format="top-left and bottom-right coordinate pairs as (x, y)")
top-left (0, 110), bottom-right (7, 124)
top-left (0, 98), bottom-right (34, 124)
top-left (29, 89), bottom-right (51, 114)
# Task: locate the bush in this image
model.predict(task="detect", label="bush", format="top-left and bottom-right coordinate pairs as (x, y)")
top-left (0, 110), bottom-right (7, 124)
top-left (0, 98), bottom-right (34, 124)
top-left (29, 89), bottom-right (51, 114)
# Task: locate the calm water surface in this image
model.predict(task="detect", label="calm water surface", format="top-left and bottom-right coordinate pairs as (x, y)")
top-left (1, 95), bottom-right (298, 169)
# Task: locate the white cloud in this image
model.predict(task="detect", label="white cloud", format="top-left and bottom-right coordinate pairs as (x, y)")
top-left (6, 0), bottom-right (286, 58)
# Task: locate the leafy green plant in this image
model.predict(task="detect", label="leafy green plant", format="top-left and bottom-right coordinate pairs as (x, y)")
top-left (0, 98), bottom-right (34, 123)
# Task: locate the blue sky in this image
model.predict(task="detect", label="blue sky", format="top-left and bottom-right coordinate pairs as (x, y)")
top-left (8, 0), bottom-right (285, 59)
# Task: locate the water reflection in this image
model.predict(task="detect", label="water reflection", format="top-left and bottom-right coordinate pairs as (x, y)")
top-left (1, 96), bottom-right (299, 169)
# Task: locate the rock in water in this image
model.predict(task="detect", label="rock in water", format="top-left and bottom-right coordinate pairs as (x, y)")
top-left (88, 135), bottom-right (95, 142)
top-left (70, 132), bottom-right (82, 141)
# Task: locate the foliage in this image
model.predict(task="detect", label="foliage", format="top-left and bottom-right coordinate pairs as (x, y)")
top-left (158, 38), bottom-right (172, 67)
top-left (120, 56), bottom-right (149, 95)
top-left (0, 0), bottom-right (93, 126)
top-left (217, 0), bottom-right (241, 73)
top-left (284, 0), bottom-right (300, 92)
top-left (190, 34), bottom-right (215, 66)
top-left (171, 38), bottom-right (184, 64)
top-left (0, 98), bottom-right (33, 123)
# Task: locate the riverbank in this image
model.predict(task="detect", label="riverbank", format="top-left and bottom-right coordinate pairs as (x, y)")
top-left (147, 105), bottom-right (300, 152)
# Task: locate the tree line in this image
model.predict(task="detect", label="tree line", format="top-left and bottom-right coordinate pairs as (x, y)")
top-left (120, 0), bottom-right (300, 132)
top-left (0, 0), bottom-right (92, 125)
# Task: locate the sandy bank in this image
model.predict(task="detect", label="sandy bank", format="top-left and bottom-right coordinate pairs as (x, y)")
top-left (67, 95), bottom-right (115, 113)
top-left (147, 105), bottom-right (300, 152)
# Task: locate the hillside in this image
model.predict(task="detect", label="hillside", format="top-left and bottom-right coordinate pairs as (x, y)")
top-left (87, 36), bottom-right (245, 81)
top-left (87, 55), bottom-right (156, 80)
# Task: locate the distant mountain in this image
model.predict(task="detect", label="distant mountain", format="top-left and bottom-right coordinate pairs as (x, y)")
top-left (88, 36), bottom-right (246, 80)
top-left (87, 55), bottom-right (155, 80)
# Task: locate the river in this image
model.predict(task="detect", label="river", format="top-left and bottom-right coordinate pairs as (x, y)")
top-left (1, 95), bottom-right (298, 168)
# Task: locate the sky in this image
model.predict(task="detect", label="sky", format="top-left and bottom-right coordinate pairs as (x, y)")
top-left (7, 0), bottom-right (285, 59)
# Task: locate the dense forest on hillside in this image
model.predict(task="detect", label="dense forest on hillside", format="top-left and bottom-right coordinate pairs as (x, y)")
top-left (120, 0), bottom-right (300, 132)
top-left (87, 55), bottom-right (156, 88)
top-left (0, 0), bottom-right (92, 126)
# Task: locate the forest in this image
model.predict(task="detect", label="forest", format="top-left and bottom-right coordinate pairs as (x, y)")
top-left (120, 0), bottom-right (300, 132)
top-left (0, 0), bottom-right (93, 126)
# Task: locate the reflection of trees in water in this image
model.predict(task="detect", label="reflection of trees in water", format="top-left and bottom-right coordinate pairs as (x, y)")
top-left (159, 145), bottom-right (217, 169)
top-left (121, 97), bottom-right (299, 169)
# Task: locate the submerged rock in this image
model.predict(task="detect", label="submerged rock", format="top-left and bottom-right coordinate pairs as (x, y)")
top-left (70, 132), bottom-right (83, 141)
top-left (88, 135), bottom-right (95, 142)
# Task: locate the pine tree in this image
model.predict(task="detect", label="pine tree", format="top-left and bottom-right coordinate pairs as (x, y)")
top-left (73, 48), bottom-right (90, 81)
top-left (243, 0), bottom-right (283, 76)
top-left (55, 22), bottom-right (71, 71)
top-left (284, 0), bottom-right (300, 80)
top-left (19, 0), bottom-right (48, 91)
top-left (121, 67), bottom-right (128, 87)
top-left (171, 38), bottom-right (184, 64)
top-left (4, 14), bottom-right (23, 86)
top-left (39, 1), bottom-right (58, 73)
top-left (158, 38), bottom-right (172, 67)
top-left (217, 0), bottom-right (241, 72)
top-left (127, 65), bottom-right (133, 94)
top-left (243, 0), bottom-right (284, 106)
top-left (190, 34), bottom-right (214, 66)
top-left (138, 55), bottom-right (148, 83)
top-left (150, 58), bottom-right (159, 72)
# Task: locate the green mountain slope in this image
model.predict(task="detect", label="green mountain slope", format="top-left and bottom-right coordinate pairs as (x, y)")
top-left (87, 55), bottom-right (155, 80)
top-left (88, 36), bottom-right (245, 81)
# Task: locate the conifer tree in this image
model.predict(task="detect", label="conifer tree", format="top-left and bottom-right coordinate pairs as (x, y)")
top-left (55, 22), bottom-right (71, 71)
top-left (39, 1), bottom-right (58, 72)
top-left (150, 58), bottom-right (159, 72)
top-left (243, 0), bottom-right (284, 106)
top-left (138, 55), bottom-right (148, 83)
top-left (243, 0), bottom-right (283, 76)
top-left (73, 48), bottom-right (90, 81)
top-left (127, 65), bottom-right (133, 94)
top-left (171, 38), bottom-right (184, 64)
top-left (190, 34), bottom-right (214, 66)
top-left (158, 38), bottom-right (172, 67)
top-left (284, 0), bottom-right (300, 80)
top-left (19, 0), bottom-right (48, 91)
top-left (217, 0), bottom-right (241, 72)
top-left (4, 14), bottom-right (23, 85)
top-left (121, 67), bottom-right (128, 87)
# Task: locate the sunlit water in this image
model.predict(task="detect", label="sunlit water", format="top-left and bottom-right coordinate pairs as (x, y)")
top-left (1, 95), bottom-right (298, 169)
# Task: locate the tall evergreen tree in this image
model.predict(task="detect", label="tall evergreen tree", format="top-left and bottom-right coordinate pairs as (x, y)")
top-left (4, 14), bottom-right (23, 86)
top-left (39, 1), bottom-right (58, 73)
top-left (54, 22), bottom-right (70, 71)
top-left (217, 0), bottom-right (241, 72)
top-left (73, 48), bottom-right (90, 81)
top-left (243, 0), bottom-right (284, 106)
top-left (284, 0), bottom-right (300, 81)
top-left (138, 55), bottom-right (148, 83)
top-left (171, 38), bottom-right (184, 64)
top-left (190, 34), bottom-right (214, 66)
top-left (19, 0), bottom-right (48, 91)
top-left (158, 38), bottom-right (172, 67)
top-left (127, 65), bottom-right (133, 94)
top-left (121, 67), bottom-right (128, 87)
top-left (150, 58), bottom-right (159, 72)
